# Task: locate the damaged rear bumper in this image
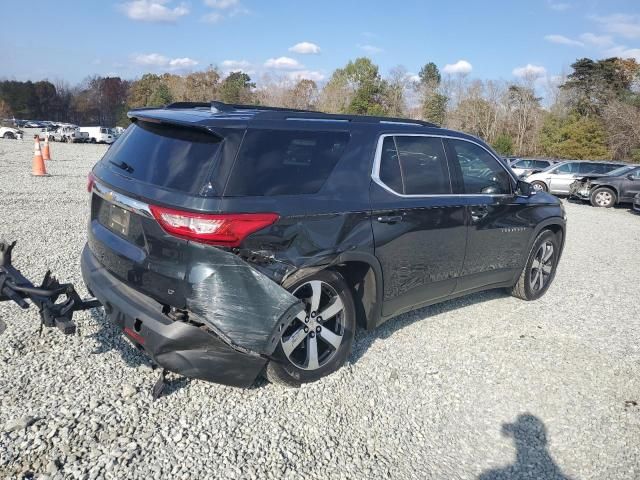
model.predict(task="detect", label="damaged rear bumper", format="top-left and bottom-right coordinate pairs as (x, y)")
top-left (81, 246), bottom-right (291, 387)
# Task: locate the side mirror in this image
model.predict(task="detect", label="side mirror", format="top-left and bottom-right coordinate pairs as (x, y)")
top-left (516, 180), bottom-right (535, 197)
top-left (627, 173), bottom-right (636, 180)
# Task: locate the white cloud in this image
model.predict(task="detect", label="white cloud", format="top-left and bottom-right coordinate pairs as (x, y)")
top-left (132, 53), bottom-right (198, 70)
top-left (443, 60), bottom-right (473, 75)
top-left (120, 0), bottom-right (189, 22)
top-left (357, 44), bottom-right (383, 54)
top-left (169, 57), bottom-right (198, 68)
top-left (544, 34), bottom-right (584, 46)
top-left (132, 53), bottom-right (170, 66)
top-left (202, 12), bottom-right (223, 23)
top-left (221, 59), bottom-right (251, 70)
top-left (204, 0), bottom-right (238, 8)
top-left (408, 73), bottom-right (421, 83)
top-left (287, 70), bottom-right (325, 82)
top-left (605, 45), bottom-right (640, 61)
top-left (592, 14), bottom-right (640, 39)
top-left (548, 1), bottom-right (570, 11)
top-left (201, 0), bottom-right (248, 23)
top-left (264, 56), bottom-right (303, 70)
top-left (288, 42), bottom-right (321, 54)
top-left (512, 64), bottom-right (547, 78)
top-left (579, 32), bottom-right (615, 48)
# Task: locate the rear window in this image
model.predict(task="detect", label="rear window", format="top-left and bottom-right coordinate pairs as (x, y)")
top-left (100, 121), bottom-right (221, 194)
top-left (224, 129), bottom-right (350, 196)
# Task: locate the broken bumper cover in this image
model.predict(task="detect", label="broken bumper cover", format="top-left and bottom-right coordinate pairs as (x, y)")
top-left (81, 246), bottom-right (269, 387)
top-left (568, 181), bottom-right (591, 200)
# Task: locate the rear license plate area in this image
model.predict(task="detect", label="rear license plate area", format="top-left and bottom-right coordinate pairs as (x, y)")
top-left (107, 204), bottom-right (130, 236)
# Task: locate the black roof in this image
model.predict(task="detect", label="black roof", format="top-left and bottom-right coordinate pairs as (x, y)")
top-left (129, 100), bottom-right (439, 129)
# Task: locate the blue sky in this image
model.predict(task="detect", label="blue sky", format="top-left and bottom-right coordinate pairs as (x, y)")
top-left (1, 0), bottom-right (639, 86)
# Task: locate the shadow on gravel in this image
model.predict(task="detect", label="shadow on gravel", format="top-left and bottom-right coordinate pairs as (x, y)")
top-left (478, 414), bottom-right (572, 480)
top-left (350, 289), bottom-right (507, 364)
top-left (87, 308), bottom-right (150, 369)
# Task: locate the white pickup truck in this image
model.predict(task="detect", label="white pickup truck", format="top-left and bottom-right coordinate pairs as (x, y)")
top-left (52, 126), bottom-right (89, 143)
top-left (79, 126), bottom-right (115, 144)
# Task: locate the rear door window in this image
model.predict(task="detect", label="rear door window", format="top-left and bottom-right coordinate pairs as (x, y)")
top-left (100, 121), bottom-right (221, 194)
top-left (378, 135), bottom-right (451, 195)
top-left (224, 129), bottom-right (350, 196)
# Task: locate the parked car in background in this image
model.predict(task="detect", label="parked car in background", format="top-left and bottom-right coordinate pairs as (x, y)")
top-left (111, 126), bottom-right (126, 137)
top-left (79, 126), bottom-right (115, 144)
top-left (39, 126), bottom-right (59, 141)
top-left (509, 158), bottom-right (558, 178)
top-left (52, 126), bottom-right (90, 143)
top-left (0, 126), bottom-right (23, 140)
top-left (569, 165), bottom-right (640, 207)
top-left (24, 121), bottom-right (45, 128)
top-left (569, 165), bottom-right (634, 200)
top-left (82, 101), bottom-right (567, 388)
top-left (523, 160), bottom-right (627, 194)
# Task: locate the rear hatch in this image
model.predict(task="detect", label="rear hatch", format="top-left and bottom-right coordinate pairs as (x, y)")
top-left (88, 118), bottom-right (229, 308)
top-left (87, 115), bottom-right (303, 353)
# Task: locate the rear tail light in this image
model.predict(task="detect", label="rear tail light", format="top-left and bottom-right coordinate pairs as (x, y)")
top-left (87, 172), bottom-right (96, 193)
top-left (149, 206), bottom-right (278, 247)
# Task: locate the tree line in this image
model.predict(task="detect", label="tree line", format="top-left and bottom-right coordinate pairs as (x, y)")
top-left (1, 56), bottom-right (638, 161)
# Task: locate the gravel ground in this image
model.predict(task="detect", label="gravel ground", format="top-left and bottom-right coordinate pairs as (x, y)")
top-left (1, 136), bottom-right (639, 480)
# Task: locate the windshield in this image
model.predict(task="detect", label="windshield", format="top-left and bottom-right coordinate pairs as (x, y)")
top-left (605, 165), bottom-right (633, 176)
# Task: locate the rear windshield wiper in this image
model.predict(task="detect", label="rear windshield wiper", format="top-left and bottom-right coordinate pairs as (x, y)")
top-left (109, 160), bottom-right (134, 174)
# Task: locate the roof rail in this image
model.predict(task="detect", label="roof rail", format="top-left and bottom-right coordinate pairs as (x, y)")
top-left (165, 102), bottom-right (210, 109)
top-left (164, 101), bottom-right (439, 127)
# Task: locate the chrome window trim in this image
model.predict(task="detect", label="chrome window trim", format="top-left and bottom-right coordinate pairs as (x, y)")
top-left (92, 180), bottom-right (154, 218)
top-left (371, 133), bottom-right (518, 198)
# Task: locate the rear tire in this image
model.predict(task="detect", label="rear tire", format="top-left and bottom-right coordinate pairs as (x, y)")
top-left (510, 230), bottom-right (559, 301)
top-left (265, 270), bottom-right (356, 387)
top-left (3, 132), bottom-right (14, 139)
top-left (590, 187), bottom-right (616, 208)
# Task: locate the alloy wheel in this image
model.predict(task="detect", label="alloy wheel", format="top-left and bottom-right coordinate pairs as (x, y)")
top-left (280, 280), bottom-right (345, 371)
top-left (594, 190), bottom-right (613, 207)
top-left (529, 241), bottom-right (554, 292)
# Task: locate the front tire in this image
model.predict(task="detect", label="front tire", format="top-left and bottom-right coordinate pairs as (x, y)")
top-left (3, 132), bottom-right (15, 139)
top-left (265, 270), bottom-right (356, 387)
top-left (510, 230), bottom-right (559, 301)
top-left (590, 187), bottom-right (616, 208)
top-left (530, 181), bottom-right (547, 193)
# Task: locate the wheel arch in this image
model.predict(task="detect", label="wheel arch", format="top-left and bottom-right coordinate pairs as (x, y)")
top-left (531, 218), bottom-right (566, 258)
top-left (331, 252), bottom-right (384, 331)
top-left (592, 184), bottom-right (619, 201)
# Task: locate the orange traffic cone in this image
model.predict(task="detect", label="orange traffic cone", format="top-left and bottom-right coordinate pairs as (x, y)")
top-left (32, 136), bottom-right (48, 176)
top-left (42, 135), bottom-right (51, 161)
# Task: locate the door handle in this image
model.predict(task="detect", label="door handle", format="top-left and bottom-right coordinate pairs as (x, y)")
top-left (377, 215), bottom-right (403, 224)
top-left (470, 206), bottom-right (489, 222)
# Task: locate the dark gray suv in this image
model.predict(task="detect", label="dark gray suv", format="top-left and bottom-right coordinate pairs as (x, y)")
top-left (81, 101), bottom-right (567, 387)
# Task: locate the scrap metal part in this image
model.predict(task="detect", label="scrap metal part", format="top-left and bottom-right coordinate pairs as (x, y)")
top-left (0, 240), bottom-right (101, 334)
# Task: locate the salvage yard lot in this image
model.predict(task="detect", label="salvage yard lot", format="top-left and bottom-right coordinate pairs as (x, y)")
top-left (0, 138), bottom-right (639, 480)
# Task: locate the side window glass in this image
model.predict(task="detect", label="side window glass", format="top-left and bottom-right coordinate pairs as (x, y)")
top-left (394, 136), bottom-right (451, 195)
top-left (533, 160), bottom-right (549, 169)
top-left (555, 163), bottom-right (574, 174)
top-left (449, 139), bottom-right (512, 194)
top-left (378, 137), bottom-right (403, 193)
